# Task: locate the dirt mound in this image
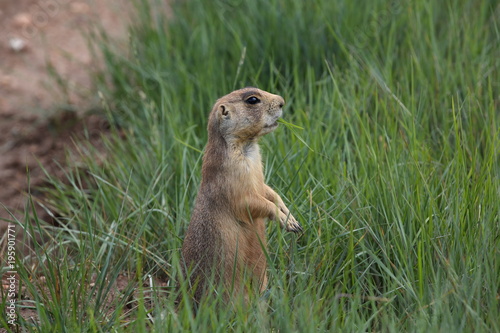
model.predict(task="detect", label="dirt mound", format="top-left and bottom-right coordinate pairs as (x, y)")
top-left (0, 0), bottom-right (127, 231)
top-left (0, 111), bottom-right (108, 223)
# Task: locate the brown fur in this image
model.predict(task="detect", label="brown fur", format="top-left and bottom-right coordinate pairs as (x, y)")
top-left (180, 87), bottom-right (302, 304)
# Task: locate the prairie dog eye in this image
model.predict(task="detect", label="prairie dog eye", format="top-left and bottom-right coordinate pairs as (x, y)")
top-left (245, 96), bottom-right (260, 105)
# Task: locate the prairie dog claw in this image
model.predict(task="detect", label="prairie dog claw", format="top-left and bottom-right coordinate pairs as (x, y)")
top-left (279, 211), bottom-right (303, 233)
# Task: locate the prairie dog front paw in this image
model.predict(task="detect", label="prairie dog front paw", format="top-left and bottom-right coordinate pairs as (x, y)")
top-left (279, 211), bottom-right (303, 233)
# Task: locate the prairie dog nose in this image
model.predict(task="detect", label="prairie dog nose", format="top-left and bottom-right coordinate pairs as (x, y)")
top-left (278, 96), bottom-right (285, 109)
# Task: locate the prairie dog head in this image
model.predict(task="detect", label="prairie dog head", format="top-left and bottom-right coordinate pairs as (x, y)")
top-left (209, 87), bottom-right (286, 142)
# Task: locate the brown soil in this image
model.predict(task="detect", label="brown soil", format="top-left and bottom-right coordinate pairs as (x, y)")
top-left (0, 1), bottom-right (129, 327)
top-left (0, 0), bottom-right (128, 231)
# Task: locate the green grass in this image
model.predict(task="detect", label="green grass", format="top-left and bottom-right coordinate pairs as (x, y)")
top-left (2, 0), bottom-right (499, 331)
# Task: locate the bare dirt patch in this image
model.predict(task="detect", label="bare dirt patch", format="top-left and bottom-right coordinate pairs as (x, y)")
top-left (1, 0), bottom-right (130, 328)
top-left (0, 0), bottom-right (128, 230)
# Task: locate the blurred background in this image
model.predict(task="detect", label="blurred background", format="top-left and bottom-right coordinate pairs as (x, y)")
top-left (0, 0), bottom-right (127, 225)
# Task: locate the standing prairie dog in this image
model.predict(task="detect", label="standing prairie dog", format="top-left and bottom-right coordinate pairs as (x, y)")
top-left (180, 87), bottom-right (302, 304)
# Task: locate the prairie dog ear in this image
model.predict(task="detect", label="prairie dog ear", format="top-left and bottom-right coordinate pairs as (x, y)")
top-left (219, 104), bottom-right (230, 119)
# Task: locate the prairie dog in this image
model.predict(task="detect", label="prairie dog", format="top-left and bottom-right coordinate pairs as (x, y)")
top-left (180, 87), bottom-right (302, 304)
